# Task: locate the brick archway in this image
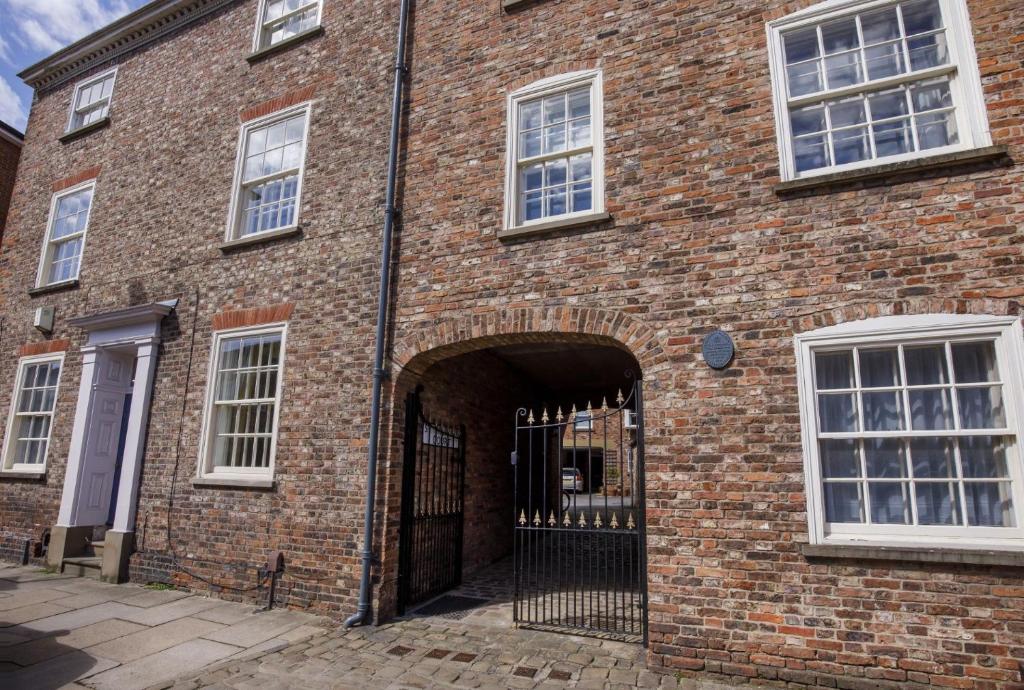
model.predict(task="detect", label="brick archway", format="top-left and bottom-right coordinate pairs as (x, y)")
top-left (391, 306), bottom-right (669, 379)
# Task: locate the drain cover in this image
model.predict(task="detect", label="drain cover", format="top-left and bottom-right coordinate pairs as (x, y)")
top-left (412, 595), bottom-right (490, 620)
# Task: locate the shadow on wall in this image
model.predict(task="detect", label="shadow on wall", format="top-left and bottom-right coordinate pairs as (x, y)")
top-left (0, 624), bottom-right (105, 689)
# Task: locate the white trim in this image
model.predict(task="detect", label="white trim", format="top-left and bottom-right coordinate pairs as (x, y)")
top-left (196, 322), bottom-right (288, 483)
top-left (35, 179), bottom-right (97, 289)
top-left (1, 352), bottom-right (66, 474)
top-left (251, 0), bottom-right (324, 52)
top-left (766, 0), bottom-right (992, 182)
top-left (224, 101), bottom-right (313, 242)
top-left (794, 314), bottom-right (1024, 550)
top-left (503, 69), bottom-right (605, 233)
top-left (65, 66), bottom-right (118, 133)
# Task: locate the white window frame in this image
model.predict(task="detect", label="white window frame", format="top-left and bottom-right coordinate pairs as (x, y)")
top-left (35, 180), bottom-right (96, 288)
top-left (1, 353), bottom-right (65, 475)
top-left (766, 0), bottom-right (992, 181)
top-left (251, 0), bottom-right (325, 52)
top-left (503, 70), bottom-right (606, 234)
top-left (196, 323), bottom-right (288, 483)
top-left (66, 67), bottom-right (118, 133)
top-left (225, 102), bottom-right (312, 242)
top-left (795, 315), bottom-right (1024, 550)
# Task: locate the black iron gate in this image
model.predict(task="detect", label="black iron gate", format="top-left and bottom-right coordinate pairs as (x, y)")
top-left (397, 387), bottom-right (467, 614)
top-left (512, 380), bottom-right (648, 644)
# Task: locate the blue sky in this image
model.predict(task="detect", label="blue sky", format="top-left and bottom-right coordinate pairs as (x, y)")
top-left (0, 0), bottom-right (149, 132)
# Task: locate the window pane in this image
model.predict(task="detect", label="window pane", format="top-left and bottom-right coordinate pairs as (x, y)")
top-left (569, 153), bottom-right (592, 182)
top-left (520, 129), bottom-right (541, 158)
top-left (820, 439), bottom-right (860, 478)
top-left (909, 437), bottom-right (955, 477)
top-left (907, 32), bottom-right (948, 70)
top-left (569, 117), bottom-right (591, 148)
top-left (861, 7), bottom-right (900, 44)
top-left (791, 106), bottom-right (826, 137)
top-left (521, 164), bottom-right (543, 191)
top-left (959, 437), bottom-right (1008, 478)
top-left (524, 191), bottom-right (542, 221)
top-left (910, 78), bottom-right (953, 112)
top-left (915, 482), bottom-right (960, 525)
top-left (821, 18), bottom-right (859, 54)
top-left (869, 483), bottom-right (910, 524)
top-left (567, 89), bottom-right (590, 119)
top-left (571, 182), bottom-right (592, 213)
top-left (824, 483), bottom-right (864, 523)
top-left (916, 111), bottom-right (958, 150)
top-left (545, 187), bottom-right (567, 217)
top-left (859, 348), bottom-right (900, 387)
top-left (543, 95), bottom-right (565, 125)
top-left (957, 386), bottom-right (1005, 429)
top-left (247, 128), bottom-right (268, 156)
top-left (864, 42), bottom-right (905, 80)
top-left (786, 61), bottom-right (823, 97)
top-left (904, 345), bottom-right (949, 385)
top-left (908, 388), bottom-right (953, 430)
top-left (784, 27), bottom-right (820, 64)
top-left (862, 391), bottom-right (904, 431)
top-left (824, 51), bottom-right (863, 89)
top-left (901, 0), bottom-right (943, 36)
top-left (543, 124), bottom-right (567, 154)
top-left (964, 482), bottom-right (1014, 527)
top-left (818, 393), bottom-right (858, 432)
top-left (519, 101), bottom-right (541, 131)
top-left (794, 134), bottom-right (830, 172)
top-left (815, 351), bottom-right (854, 390)
top-left (545, 158), bottom-right (567, 188)
top-left (951, 341), bottom-right (998, 383)
top-left (865, 439), bottom-right (905, 478)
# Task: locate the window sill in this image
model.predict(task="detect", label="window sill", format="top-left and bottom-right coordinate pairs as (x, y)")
top-left (191, 476), bottom-right (275, 489)
top-left (802, 542), bottom-right (1024, 567)
top-left (0, 470), bottom-right (46, 480)
top-left (59, 118), bottom-right (111, 143)
top-left (246, 26), bottom-right (324, 64)
top-left (29, 279), bottom-right (80, 296)
top-left (219, 226), bottom-right (301, 251)
top-left (498, 211), bottom-right (611, 241)
top-left (775, 145), bottom-right (1010, 194)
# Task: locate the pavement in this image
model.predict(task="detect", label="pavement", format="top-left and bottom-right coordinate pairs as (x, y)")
top-left (0, 563), bottom-right (325, 690)
top-left (1, 561), bottom-right (746, 690)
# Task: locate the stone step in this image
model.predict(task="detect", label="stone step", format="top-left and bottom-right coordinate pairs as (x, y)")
top-left (63, 556), bottom-right (102, 580)
top-left (88, 541), bottom-right (105, 558)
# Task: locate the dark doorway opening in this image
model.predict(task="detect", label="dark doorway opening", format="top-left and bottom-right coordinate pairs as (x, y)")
top-left (394, 338), bottom-right (647, 643)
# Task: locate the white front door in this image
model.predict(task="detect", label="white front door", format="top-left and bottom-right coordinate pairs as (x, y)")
top-left (73, 351), bottom-right (133, 526)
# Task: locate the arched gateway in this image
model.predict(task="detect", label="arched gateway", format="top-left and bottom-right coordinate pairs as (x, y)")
top-left (378, 307), bottom-right (666, 644)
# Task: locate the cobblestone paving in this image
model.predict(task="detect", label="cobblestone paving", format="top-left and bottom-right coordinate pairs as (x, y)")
top-left (175, 615), bottom-right (742, 690)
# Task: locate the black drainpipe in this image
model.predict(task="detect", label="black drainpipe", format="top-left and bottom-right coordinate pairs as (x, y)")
top-left (344, 0), bottom-right (411, 629)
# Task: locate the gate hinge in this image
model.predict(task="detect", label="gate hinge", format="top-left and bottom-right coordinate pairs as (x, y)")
top-left (510, 451), bottom-right (518, 466)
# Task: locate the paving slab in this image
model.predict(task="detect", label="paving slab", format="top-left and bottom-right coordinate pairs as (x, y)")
top-left (0, 618), bottom-right (146, 666)
top-left (87, 616), bottom-right (225, 662)
top-left (84, 638), bottom-right (243, 690)
top-left (192, 603), bottom-right (261, 626)
top-left (16, 602), bottom-right (145, 637)
top-left (1, 648), bottom-right (120, 689)
top-left (114, 588), bottom-right (192, 608)
top-left (201, 609), bottom-right (308, 648)
top-left (118, 596), bottom-right (224, 626)
top-left (0, 587), bottom-right (73, 611)
top-left (0, 602), bottom-right (74, 627)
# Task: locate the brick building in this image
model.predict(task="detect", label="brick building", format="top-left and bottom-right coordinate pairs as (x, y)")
top-left (0, 120), bottom-right (24, 237)
top-left (1, 0), bottom-right (1023, 688)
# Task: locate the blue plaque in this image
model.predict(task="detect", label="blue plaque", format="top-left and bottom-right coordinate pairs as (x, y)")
top-left (702, 330), bottom-right (734, 370)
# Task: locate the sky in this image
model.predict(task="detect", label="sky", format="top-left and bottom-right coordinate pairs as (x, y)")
top-left (0, 0), bottom-right (149, 132)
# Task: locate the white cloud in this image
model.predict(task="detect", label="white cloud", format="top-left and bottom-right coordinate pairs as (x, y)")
top-left (0, 75), bottom-right (27, 129)
top-left (4, 0), bottom-right (135, 55)
top-left (0, 35), bottom-right (12, 65)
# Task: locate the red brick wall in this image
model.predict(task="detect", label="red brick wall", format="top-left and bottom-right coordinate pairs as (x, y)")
top-left (384, 0), bottom-right (1024, 687)
top-left (0, 134), bottom-right (21, 237)
top-left (0, 0), bottom-right (398, 613)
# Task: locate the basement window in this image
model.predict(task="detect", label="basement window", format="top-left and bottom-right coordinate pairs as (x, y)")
top-left (766, 0), bottom-right (992, 181)
top-left (254, 0), bottom-right (324, 51)
top-left (795, 315), bottom-right (1024, 550)
top-left (2, 355), bottom-right (64, 474)
top-left (37, 182), bottom-right (95, 288)
top-left (504, 70), bottom-right (606, 234)
top-left (66, 67), bottom-right (117, 133)
top-left (226, 103), bottom-right (311, 242)
top-left (198, 325), bottom-right (287, 482)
